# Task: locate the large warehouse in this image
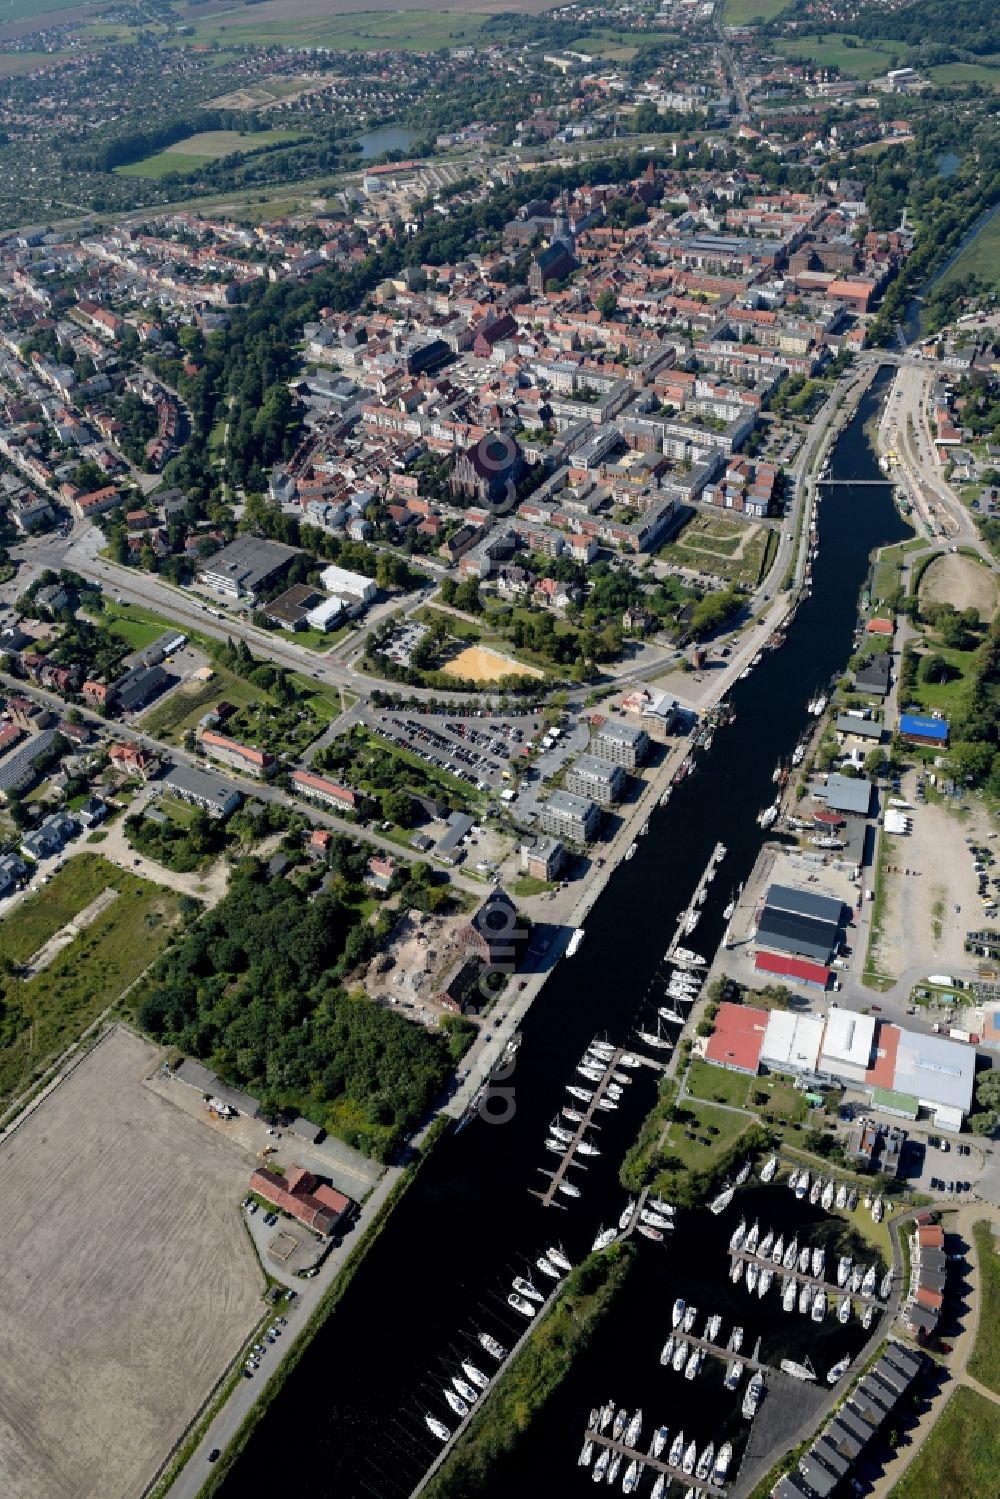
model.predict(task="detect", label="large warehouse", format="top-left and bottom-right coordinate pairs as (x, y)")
top-left (754, 881), bottom-right (846, 967)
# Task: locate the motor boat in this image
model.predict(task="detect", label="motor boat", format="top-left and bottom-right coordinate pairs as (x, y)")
top-left (672, 1339), bottom-right (689, 1373)
top-left (862, 1265), bottom-right (877, 1297)
top-left (592, 1448), bottom-right (610, 1483)
top-left (811, 1247), bottom-right (825, 1280)
top-left (444, 1388), bottom-right (469, 1418)
top-left (726, 1359), bottom-right (744, 1391)
top-left (462, 1361), bottom-right (489, 1390)
top-left (596, 1097), bottom-right (619, 1112)
top-left (669, 1431), bottom-right (685, 1469)
top-left (730, 1217), bottom-right (747, 1252)
top-left (625, 1409), bottom-right (643, 1447)
top-left (639, 1224), bottom-right (664, 1242)
top-left (838, 1294), bottom-right (851, 1325)
top-left (798, 1246), bottom-right (810, 1275)
top-left (796, 1171), bottom-right (809, 1201)
top-left (682, 1440), bottom-right (698, 1476)
top-left (578, 1437), bottom-right (594, 1467)
top-left (619, 1054), bottom-right (643, 1069)
top-left (714, 1443), bottom-right (733, 1485)
top-left (784, 1237), bottom-right (798, 1270)
top-left (821, 1180), bottom-right (835, 1211)
top-left (728, 1325), bottom-right (743, 1353)
top-left (426, 1415), bottom-right (451, 1441)
top-left (850, 1265), bottom-right (863, 1294)
top-left (622, 1460), bottom-right (640, 1494)
top-left (881, 1269), bottom-right (894, 1300)
top-left (759, 1228), bottom-right (775, 1260)
top-left (606, 1084), bottom-right (623, 1101)
top-left (578, 1064), bottom-right (603, 1083)
top-left (799, 1283), bottom-right (813, 1315)
top-left (600, 1400), bottom-right (614, 1431)
top-left (660, 1335), bottom-right (676, 1367)
top-left (828, 1355), bottom-right (851, 1384)
top-left (507, 1293), bottom-right (535, 1318)
top-left (705, 1313), bottom-right (722, 1342)
top-left (592, 1226), bottom-right (616, 1253)
top-left (809, 1177), bottom-right (822, 1206)
top-left (513, 1276), bottom-right (543, 1303)
top-left (782, 1277), bottom-right (797, 1312)
top-left (479, 1332), bottom-right (506, 1360)
top-left (682, 1305), bottom-right (697, 1335)
top-left (544, 1139), bottom-right (565, 1154)
top-left (742, 1370), bottom-right (764, 1419)
top-left (578, 1140), bottom-right (601, 1158)
top-left (731, 1258), bottom-right (744, 1284)
top-left (772, 1234), bottom-right (785, 1266)
top-left (838, 1255), bottom-right (852, 1288)
top-left (558, 1181), bottom-right (581, 1199)
top-left (611, 1071), bottom-right (632, 1086)
top-left (758, 1266), bottom-right (773, 1299)
top-left (744, 1220), bottom-right (760, 1254)
top-left (836, 1182), bottom-right (848, 1210)
top-left (695, 1443), bottom-right (715, 1483)
top-left (672, 1297), bottom-right (686, 1329)
top-left (811, 1290), bottom-right (827, 1323)
top-left (746, 1261), bottom-right (759, 1294)
top-left (453, 1375), bottom-right (478, 1405)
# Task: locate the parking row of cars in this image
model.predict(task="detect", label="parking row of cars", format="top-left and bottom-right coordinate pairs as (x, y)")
top-left (374, 713), bottom-right (504, 789)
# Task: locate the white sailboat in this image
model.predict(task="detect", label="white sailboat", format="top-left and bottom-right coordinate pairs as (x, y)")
top-left (669, 1431), bottom-right (685, 1469)
top-left (862, 1265), bottom-right (878, 1297)
top-left (783, 1237), bottom-right (798, 1270)
top-left (798, 1246), bottom-right (810, 1275)
top-left (731, 1257), bottom-right (744, 1284)
top-left (780, 1356), bottom-right (816, 1382)
top-left (682, 1305), bottom-right (698, 1334)
top-left (619, 1199), bottom-right (635, 1231)
top-left (758, 1266), bottom-right (774, 1298)
top-left (838, 1295), bottom-right (851, 1324)
top-left (730, 1217), bottom-right (747, 1252)
top-left (760, 1154), bottom-right (778, 1183)
top-left (695, 1442), bottom-right (715, 1483)
top-left (507, 1293), bottom-right (535, 1318)
top-left (742, 1370), bottom-right (764, 1418)
top-left (578, 1437), bottom-right (594, 1467)
top-left (709, 1184), bottom-right (735, 1216)
top-left (660, 1335), bottom-right (676, 1366)
top-left (536, 1255), bottom-right (561, 1281)
top-left (726, 1359), bottom-right (744, 1391)
top-left (672, 1297), bottom-right (686, 1329)
top-left (837, 1255), bottom-right (852, 1288)
top-left (426, 1415), bottom-right (451, 1441)
top-left (782, 1276), bottom-right (797, 1312)
top-left (881, 1269), bottom-right (894, 1300)
top-left (744, 1219), bottom-right (760, 1254)
top-left (684, 1347), bottom-right (703, 1381)
top-left (479, 1332), bottom-right (506, 1360)
top-left (827, 1355), bottom-right (851, 1384)
top-left (759, 1228), bottom-right (775, 1259)
top-left (652, 1425), bottom-right (668, 1459)
top-left (746, 1261), bottom-right (759, 1294)
top-left (453, 1376), bottom-right (478, 1405)
top-left (547, 1246), bottom-right (572, 1273)
top-left (672, 1339), bottom-right (689, 1373)
top-left (728, 1325), bottom-right (743, 1353)
top-left (835, 1182), bottom-right (848, 1210)
top-left (444, 1388), bottom-right (469, 1418)
top-left (795, 1171), bottom-right (809, 1201)
top-left (821, 1180), bottom-right (835, 1211)
top-left (592, 1226), bottom-right (616, 1253)
top-left (811, 1289), bottom-right (827, 1323)
top-left (798, 1283), bottom-right (813, 1315)
top-left (809, 1177), bottom-right (822, 1206)
top-left (811, 1246), bottom-right (825, 1280)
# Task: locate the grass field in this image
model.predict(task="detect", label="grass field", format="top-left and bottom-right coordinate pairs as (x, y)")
top-left (777, 36), bottom-right (895, 81)
top-left (892, 1385), bottom-right (1000, 1499)
top-left (0, 0), bottom-right (98, 24)
top-left (659, 512), bottom-right (772, 586)
top-left (0, 51), bottom-right (58, 74)
top-left (927, 60), bottom-right (1000, 89)
top-left (0, 855), bottom-right (184, 1105)
top-left (0, 1026), bottom-right (262, 1499)
top-left (177, 9), bottom-right (493, 52)
top-left (659, 1099), bottom-right (755, 1177)
top-left (936, 206), bottom-right (1000, 293)
top-left (117, 128), bottom-right (305, 178)
top-left (685, 1057), bottom-right (751, 1109)
top-left (968, 1220), bottom-right (1000, 1394)
top-left (722, 0), bottom-right (787, 21)
top-left (906, 643), bottom-right (972, 717)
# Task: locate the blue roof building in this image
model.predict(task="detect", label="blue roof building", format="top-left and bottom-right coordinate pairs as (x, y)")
top-left (898, 712), bottom-right (948, 746)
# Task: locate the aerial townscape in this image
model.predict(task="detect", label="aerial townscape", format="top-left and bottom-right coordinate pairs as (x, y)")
top-left (2, 0), bottom-right (1000, 1496)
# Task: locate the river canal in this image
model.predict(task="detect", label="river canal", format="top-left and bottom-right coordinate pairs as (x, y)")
top-left (218, 370), bottom-right (910, 1498)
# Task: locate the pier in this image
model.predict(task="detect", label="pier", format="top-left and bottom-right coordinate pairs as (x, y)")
top-left (582, 1427), bottom-right (731, 1497)
top-left (729, 1244), bottom-right (887, 1306)
top-left (532, 1048), bottom-right (625, 1208)
top-left (665, 842), bottom-right (726, 962)
top-left (661, 1327), bottom-right (769, 1377)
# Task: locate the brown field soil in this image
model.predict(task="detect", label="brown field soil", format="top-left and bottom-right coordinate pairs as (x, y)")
top-left (918, 551), bottom-right (999, 620)
top-left (443, 643), bottom-right (544, 681)
top-left (0, 1026), bottom-right (262, 1499)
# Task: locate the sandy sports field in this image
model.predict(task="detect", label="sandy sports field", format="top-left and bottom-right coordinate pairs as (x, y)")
top-left (919, 551), bottom-right (999, 620)
top-left (443, 643), bottom-right (543, 682)
top-left (0, 1026), bottom-right (263, 1499)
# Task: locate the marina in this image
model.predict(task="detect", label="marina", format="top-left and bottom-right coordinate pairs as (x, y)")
top-left (666, 842), bottom-right (728, 961)
top-left (580, 1425), bottom-right (732, 1498)
top-left (728, 1244), bottom-right (888, 1307)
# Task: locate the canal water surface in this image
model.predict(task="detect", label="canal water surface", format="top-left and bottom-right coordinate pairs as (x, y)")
top-left (218, 370), bottom-right (910, 1498)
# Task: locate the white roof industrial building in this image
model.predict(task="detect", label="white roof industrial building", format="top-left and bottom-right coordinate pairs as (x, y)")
top-left (819, 1007), bottom-right (877, 1085)
top-left (891, 1028), bottom-right (975, 1134)
top-left (759, 1011), bottom-right (825, 1074)
top-left (318, 564), bottom-right (377, 606)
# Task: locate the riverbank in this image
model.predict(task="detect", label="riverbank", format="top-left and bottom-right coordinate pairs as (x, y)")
top-left (417, 1244), bottom-right (635, 1499)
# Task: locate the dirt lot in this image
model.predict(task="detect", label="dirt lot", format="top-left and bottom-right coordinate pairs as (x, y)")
top-left (919, 552), bottom-right (999, 620)
top-left (364, 906), bottom-right (474, 1022)
top-left (443, 643), bottom-right (544, 682)
top-left (0, 1026), bottom-right (263, 1499)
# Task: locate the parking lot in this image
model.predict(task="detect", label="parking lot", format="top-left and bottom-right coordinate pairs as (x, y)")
top-left (364, 709), bottom-right (541, 792)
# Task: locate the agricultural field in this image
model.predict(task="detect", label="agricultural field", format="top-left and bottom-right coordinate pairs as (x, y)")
top-left (0, 855), bottom-right (185, 1106)
top-left (892, 1386), bottom-right (1000, 1499)
top-left (776, 36), bottom-right (896, 81)
top-left (722, 0), bottom-right (789, 22)
top-left (0, 0), bottom-right (100, 25)
top-left (176, 7), bottom-right (496, 53)
top-left (927, 60), bottom-right (1000, 89)
top-left (935, 207), bottom-right (1000, 293)
top-left (0, 1026), bottom-right (262, 1499)
top-left (117, 128), bottom-right (305, 178)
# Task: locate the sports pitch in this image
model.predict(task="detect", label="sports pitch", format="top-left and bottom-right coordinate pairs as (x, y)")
top-left (0, 1027), bottom-right (263, 1499)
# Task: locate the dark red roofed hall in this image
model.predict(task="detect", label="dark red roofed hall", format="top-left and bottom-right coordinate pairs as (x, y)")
top-left (249, 1165), bottom-right (352, 1236)
top-left (704, 1001), bottom-right (768, 1075)
top-left (754, 950), bottom-right (831, 990)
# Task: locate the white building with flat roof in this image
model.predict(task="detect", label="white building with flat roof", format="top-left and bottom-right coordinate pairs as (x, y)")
top-left (818, 1006), bottom-right (876, 1085)
top-left (761, 1011), bottom-right (825, 1075)
top-left (892, 1029), bottom-right (974, 1134)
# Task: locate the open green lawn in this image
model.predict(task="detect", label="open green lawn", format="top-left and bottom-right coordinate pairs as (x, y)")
top-left (968, 1220), bottom-right (1000, 1394)
top-left (659, 1099), bottom-right (756, 1177)
top-left (777, 36), bottom-right (897, 80)
top-left (0, 854), bottom-right (185, 1106)
top-left (117, 128), bottom-right (305, 178)
top-left (0, 0), bottom-right (98, 24)
top-left (685, 1057), bottom-right (751, 1109)
top-left (177, 10), bottom-right (491, 53)
top-left (512, 874), bottom-right (555, 897)
top-left (139, 660), bottom-right (333, 752)
top-left (892, 1386), bottom-right (1000, 1499)
top-left (85, 596), bottom-right (199, 652)
top-left (751, 1073), bottom-right (809, 1124)
top-left (927, 61), bottom-right (1000, 89)
top-left (722, 0), bottom-right (788, 22)
top-left (936, 207), bottom-right (1000, 293)
top-left (875, 537), bottom-right (923, 604)
top-left (906, 643), bottom-right (972, 717)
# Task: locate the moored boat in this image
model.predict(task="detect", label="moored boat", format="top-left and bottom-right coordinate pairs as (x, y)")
top-left (612, 1407), bottom-right (628, 1440)
top-left (836, 1182), bottom-right (848, 1210)
top-left (761, 1154), bottom-right (778, 1183)
top-left (426, 1415), bottom-right (451, 1442)
top-left (684, 1347), bottom-right (703, 1381)
top-left (682, 1304), bottom-right (698, 1334)
top-left (772, 1234), bottom-right (785, 1265)
top-left (536, 1255), bottom-right (561, 1281)
top-left (744, 1220), bottom-right (761, 1254)
top-left (507, 1293), bottom-right (535, 1318)
top-left (726, 1359), bottom-right (744, 1390)
top-left (672, 1297), bottom-right (686, 1329)
top-left (638, 1224), bottom-right (664, 1242)
top-left (838, 1294), bottom-right (851, 1324)
top-left (758, 1266), bottom-right (773, 1299)
top-left (811, 1246), bottom-right (825, 1279)
top-left (731, 1258), bottom-right (743, 1284)
top-left (672, 1339), bottom-right (689, 1373)
top-left (682, 1440), bottom-right (698, 1476)
top-left (730, 1217), bottom-right (747, 1252)
top-left (547, 1246), bottom-right (572, 1273)
top-left (759, 1228), bottom-right (775, 1260)
top-left (821, 1180), bottom-right (835, 1211)
top-left (558, 1181), bottom-right (581, 1198)
top-left (513, 1276), bottom-right (543, 1303)
top-left (798, 1245), bottom-right (810, 1275)
top-left (669, 1430), bottom-right (685, 1468)
top-left (453, 1375), bottom-right (478, 1404)
top-left (862, 1301), bottom-right (876, 1330)
top-left (862, 1264), bottom-right (877, 1297)
top-left (661, 1335), bottom-right (676, 1367)
top-left (444, 1388), bottom-right (469, 1418)
top-left (799, 1283), bottom-right (813, 1315)
top-left (809, 1177), bottom-right (822, 1206)
top-left (578, 1437), bottom-right (593, 1467)
top-left (872, 1196), bottom-right (884, 1223)
top-left (782, 1276), bottom-right (797, 1312)
top-left (838, 1255), bottom-right (852, 1288)
top-left (881, 1269), bottom-right (893, 1300)
top-left (746, 1261), bottom-right (759, 1294)
top-left (652, 1425), bottom-right (668, 1459)
top-left (796, 1171), bottom-right (809, 1201)
top-left (729, 1323), bottom-right (743, 1353)
top-left (709, 1184), bottom-right (735, 1216)
top-left (592, 1448), bottom-right (609, 1483)
top-left (592, 1226), bottom-right (616, 1253)
top-left (622, 1460), bottom-right (639, 1494)
top-left (695, 1442), bottom-right (715, 1483)
top-left (811, 1289), bottom-right (827, 1323)
top-left (780, 1357), bottom-right (816, 1381)
top-left (714, 1443), bottom-right (733, 1485)
top-left (827, 1355), bottom-right (851, 1384)
top-left (742, 1369), bottom-right (764, 1418)
top-left (479, 1332), bottom-right (506, 1360)
top-left (783, 1237), bottom-right (798, 1270)
top-left (462, 1361), bottom-right (489, 1390)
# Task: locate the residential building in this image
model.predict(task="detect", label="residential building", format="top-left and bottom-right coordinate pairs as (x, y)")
top-left (161, 761), bottom-right (241, 819)
top-left (290, 768), bottom-right (361, 812)
top-left (565, 752), bottom-right (626, 805)
top-left (519, 836), bottom-right (565, 882)
top-left (0, 728), bottom-right (56, 801)
top-left (539, 788), bottom-right (601, 845)
top-left (591, 720), bottom-right (650, 769)
top-left (198, 730), bottom-right (276, 780)
top-left (248, 1165), bottom-right (351, 1237)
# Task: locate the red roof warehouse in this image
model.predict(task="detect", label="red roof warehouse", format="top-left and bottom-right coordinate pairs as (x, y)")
top-left (754, 950), bottom-right (831, 990)
top-left (703, 1001), bottom-right (768, 1074)
top-left (249, 1165), bottom-right (351, 1236)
